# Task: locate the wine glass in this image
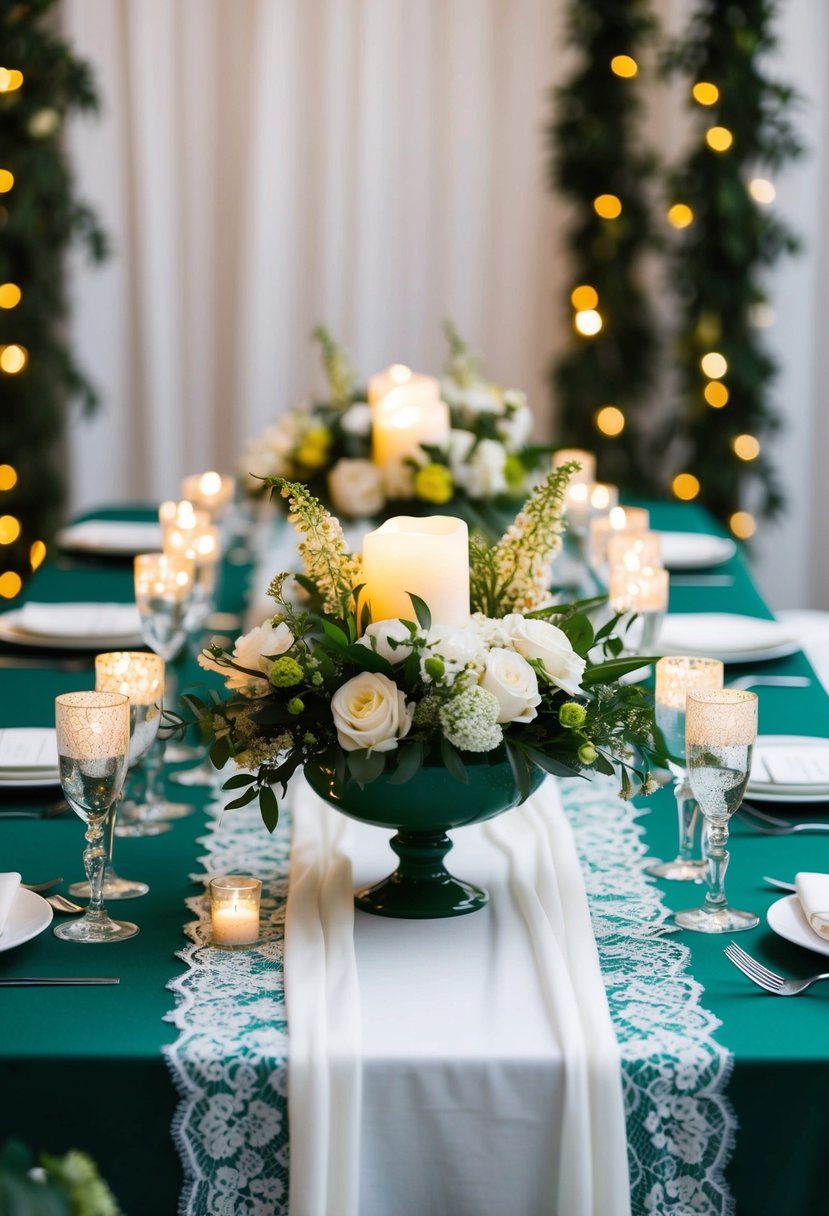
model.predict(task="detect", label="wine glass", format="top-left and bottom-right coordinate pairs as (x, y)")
top-left (646, 656), bottom-right (724, 881)
top-left (117, 553), bottom-right (196, 836)
top-left (54, 691), bottom-right (137, 943)
top-left (674, 689), bottom-right (759, 933)
top-left (69, 652), bottom-right (165, 900)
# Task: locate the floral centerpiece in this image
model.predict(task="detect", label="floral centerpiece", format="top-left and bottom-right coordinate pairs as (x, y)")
top-left (238, 323), bottom-right (550, 524)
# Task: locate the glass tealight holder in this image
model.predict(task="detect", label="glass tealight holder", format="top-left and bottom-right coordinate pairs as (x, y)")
top-left (180, 471), bottom-right (236, 520)
top-left (606, 530), bottom-right (663, 573)
top-left (608, 563), bottom-right (669, 654)
top-left (564, 480), bottom-right (619, 537)
top-left (588, 507), bottom-right (652, 573)
top-left (209, 875), bottom-right (262, 948)
top-left (552, 448), bottom-right (596, 484)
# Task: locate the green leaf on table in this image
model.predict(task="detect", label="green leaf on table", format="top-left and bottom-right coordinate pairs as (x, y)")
top-left (388, 740), bottom-right (424, 785)
top-left (223, 785), bottom-right (259, 810)
top-left (259, 784), bottom-right (280, 833)
top-left (440, 737), bottom-right (468, 784)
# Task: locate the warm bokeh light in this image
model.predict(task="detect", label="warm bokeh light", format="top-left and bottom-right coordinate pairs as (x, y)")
top-left (0, 464), bottom-right (17, 491)
top-left (667, 204), bottom-right (694, 229)
top-left (732, 434), bottom-right (761, 461)
top-left (706, 126), bottom-right (733, 152)
top-left (749, 177), bottom-right (776, 204)
top-left (570, 284), bottom-right (598, 310)
top-left (610, 55), bottom-right (638, 78)
top-left (0, 170), bottom-right (14, 193)
top-left (692, 81), bottom-right (719, 106)
top-left (672, 473), bottom-right (701, 501)
top-left (0, 69), bottom-right (23, 93)
top-left (0, 344), bottom-right (28, 374)
top-left (0, 283), bottom-right (21, 309)
top-left (389, 364), bottom-right (411, 385)
top-left (594, 194), bottom-right (622, 219)
top-left (0, 572), bottom-right (22, 598)
top-left (730, 511), bottom-right (756, 539)
top-left (30, 540), bottom-right (47, 570)
top-left (595, 405), bottom-right (625, 436)
top-left (0, 514), bottom-right (21, 545)
top-left (704, 381), bottom-right (729, 408)
top-left (574, 309), bottom-right (603, 336)
top-left (749, 302), bottom-right (776, 328)
top-left (700, 351), bottom-right (727, 379)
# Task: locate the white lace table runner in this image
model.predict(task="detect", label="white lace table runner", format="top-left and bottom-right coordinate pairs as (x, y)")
top-left (166, 778), bottom-right (736, 1216)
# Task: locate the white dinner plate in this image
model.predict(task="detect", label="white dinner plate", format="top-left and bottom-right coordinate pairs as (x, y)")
top-left (0, 773), bottom-right (61, 790)
top-left (0, 887), bottom-right (53, 953)
top-left (767, 894), bottom-right (829, 958)
top-left (656, 613), bottom-right (801, 665)
top-left (747, 735), bottom-right (829, 801)
top-left (56, 519), bottom-right (163, 556)
top-left (0, 609), bottom-right (144, 651)
top-left (659, 531), bottom-right (737, 571)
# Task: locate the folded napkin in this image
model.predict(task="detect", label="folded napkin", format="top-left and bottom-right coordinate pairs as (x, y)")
top-left (0, 872), bottom-right (21, 936)
top-left (0, 727), bottom-right (59, 774)
top-left (795, 872), bottom-right (829, 939)
top-left (57, 519), bottom-right (163, 554)
top-left (658, 612), bottom-right (797, 656)
top-left (751, 742), bottom-right (829, 788)
top-left (17, 602), bottom-right (142, 640)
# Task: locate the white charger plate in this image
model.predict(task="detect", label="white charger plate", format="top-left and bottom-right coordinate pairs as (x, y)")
top-left (657, 613), bottom-right (801, 665)
top-left (659, 531), bottom-right (737, 570)
top-left (767, 894), bottom-right (829, 958)
top-left (0, 610), bottom-right (143, 651)
top-left (747, 735), bottom-right (829, 802)
top-left (56, 519), bottom-right (163, 556)
top-left (0, 887), bottom-right (53, 953)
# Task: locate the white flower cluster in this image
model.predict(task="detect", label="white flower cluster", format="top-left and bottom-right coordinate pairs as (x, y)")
top-left (198, 619), bottom-right (295, 697)
top-left (441, 380), bottom-right (534, 452)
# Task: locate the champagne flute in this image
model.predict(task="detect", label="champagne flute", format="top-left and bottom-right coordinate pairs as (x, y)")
top-left (54, 691), bottom-right (137, 943)
top-left (70, 652), bottom-right (165, 899)
top-left (674, 689), bottom-right (759, 933)
top-left (646, 656), bottom-right (724, 881)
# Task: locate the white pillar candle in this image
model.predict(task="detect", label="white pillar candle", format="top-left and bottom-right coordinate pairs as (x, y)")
top-left (552, 448), bottom-right (596, 485)
top-left (371, 388), bottom-right (450, 469)
top-left (361, 515), bottom-right (469, 626)
top-left (368, 364), bottom-right (440, 409)
top-left (209, 875), bottom-right (262, 947)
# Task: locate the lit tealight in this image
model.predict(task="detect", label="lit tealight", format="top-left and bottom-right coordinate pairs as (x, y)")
top-left (180, 472), bottom-right (235, 517)
top-left (553, 449), bottom-right (596, 485)
top-left (606, 529), bottom-right (662, 573)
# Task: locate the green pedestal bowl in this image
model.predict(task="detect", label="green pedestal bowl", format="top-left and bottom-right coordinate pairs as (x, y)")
top-left (304, 750), bottom-right (545, 919)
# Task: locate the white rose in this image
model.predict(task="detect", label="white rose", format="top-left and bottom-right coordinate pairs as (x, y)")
top-left (421, 623), bottom-right (486, 684)
top-left (496, 401), bottom-right (533, 451)
top-left (199, 619), bottom-right (294, 694)
top-left (331, 671), bottom-right (413, 753)
top-left (357, 620), bottom-right (418, 665)
top-left (458, 384), bottom-right (502, 415)
top-left (465, 438), bottom-right (508, 499)
top-left (480, 648), bottom-right (541, 724)
top-left (503, 614), bottom-right (586, 696)
top-left (340, 402), bottom-right (373, 437)
top-left (328, 458), bottom-right (385, 518)
top-left (382, 458), bottom-right (416, 500)
top-left (447, 430), bottom-right (476, 492)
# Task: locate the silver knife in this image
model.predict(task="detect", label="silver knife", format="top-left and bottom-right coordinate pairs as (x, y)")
top-left (763, 876), bottom-right (797, 892)
top-left (0, 977), bottom-right (120, 986)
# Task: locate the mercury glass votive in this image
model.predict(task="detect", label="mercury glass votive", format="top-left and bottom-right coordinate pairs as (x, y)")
top-left (606, 530), bottom-right (663, 574)
top-left (163, 522), bottom-right (221, 632)
top-left (180, 471), bottom-right (236, 519)
top-left (209, 875), bottom-right (262, 947)
top-left (565, 480), bottom-right (619, 535)
top-left (588, 506), bottom-right (651, 571)
top-left (608, 564), bottom-right (669, 654)
top-left (648, 656), bottom-right (724, 881)
top-left (552, 448), bottom-right (596, 484)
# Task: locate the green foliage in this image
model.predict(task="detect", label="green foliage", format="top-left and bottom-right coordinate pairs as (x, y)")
top-left (0, 1139), bottom-right (121, 1216)
top-left (0, 0), bottom-right (107, 590)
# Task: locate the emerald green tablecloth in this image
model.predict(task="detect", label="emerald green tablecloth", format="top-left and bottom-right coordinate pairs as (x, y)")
top-left (1, 502), bottom-right (827, 1216)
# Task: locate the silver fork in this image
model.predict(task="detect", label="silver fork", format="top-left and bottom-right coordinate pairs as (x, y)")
top-left (727, 675), bottom-right (812, 691)
top-left (740, 804), bottom-right (829, 834)
top-left (724, 941), bottom-right (829, 995)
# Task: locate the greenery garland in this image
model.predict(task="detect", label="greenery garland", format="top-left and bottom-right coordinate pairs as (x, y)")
top-left (0, 0), bottom-right (106, 597)
top-left (661, 0), bottom-right (802, 534)
top-left (548, 0), bottom-right (661, 494)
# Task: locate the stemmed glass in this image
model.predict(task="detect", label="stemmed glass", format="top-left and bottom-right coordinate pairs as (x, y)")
top-left (675, 689), bottom-right (759, 933)
top-left (54, 691), bottom-right (137, 943)
top-left (69, 652), bottom-right (165, 900)
top-left (117, 553), bottom-right (195, 837)
top-left (647, 656), bottom-right (724, 881)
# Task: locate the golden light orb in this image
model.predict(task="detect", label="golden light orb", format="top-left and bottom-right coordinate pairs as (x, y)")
top-left (0, 169), bottom-right (14, 193)
top-left (30, 540), bottom-right (47, 570)
top-left (0, 572), bottom-right (22, 599)
top-left (667, 203), bottom-right (694, 229)
top-left (730, 511), bottom-right (756, 539)
top-left (610, 55), bottom-right (638, 78)
top-left (700, 351), bottom-right (727, 379)
top-left (595, 406), bottom-right (625, 436)
top-left (0, 344), bottom-right (28, 374)
top-left (0, 514), bottom-right (21, 545)
top-left (706, 126), bottom-right (733, 152)
top-left (574, 309), bottom-right (603, 337)
top-left (594, 194), bottom-right (622, 220)
top-left (749, 177), bottom-right (776, 204)
top-left (0, 464), bottom-right (17, 491)
top-left (0, 69), bottom-right (23, 93)
top-left (692, 81), bottom-right (719, 106)
top-left (570, 284), bottom-right (599, 311)
top-left (732, 434), bottom-right (761, 461)
top-left (704, 381), bottom-right (729, 408)
top-left (672, 473), bottom-right (701, 501)
top-left (0, 283), bottom-right (21, 309)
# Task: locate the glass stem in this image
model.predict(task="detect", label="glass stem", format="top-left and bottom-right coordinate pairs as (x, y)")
top-left (639, 611), bottom-right (664, 654)
top-left (85, 814), bottom-right (108, 917)
top-left (144, 736), bottom-right (166, 809)
top-left (703, 819), bottom-right (730, 912)
top-left (674, 775), bottom-right (699, 862)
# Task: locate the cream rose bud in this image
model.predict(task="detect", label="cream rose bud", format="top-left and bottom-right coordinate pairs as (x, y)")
top-left (480, 648), bottom-right (541, 724)
top-left (357, 620), bottom-right (417, 665)
top-left (503, 614), bottom-right (586, 696)
top-left (328, 458), bottom-right (385, 518)
top-left (331, 672), bottom-right (413, 753)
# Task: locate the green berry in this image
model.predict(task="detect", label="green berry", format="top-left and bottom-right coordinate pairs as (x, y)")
top-left (424, 656), bottom-right (445, 681)
top-left (269, 655), bottom-right (304, 688)
top-left (559, 701), bottom-right (587, 728)
top-left (287, 697), bottom-right (305, 715)
top-left (578, 741), bottom-right (598, 765)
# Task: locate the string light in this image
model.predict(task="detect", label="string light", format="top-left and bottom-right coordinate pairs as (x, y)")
top-left (593, 194), bottom-right (622, 219)
top-left (732, 434), bottom-right (760, 461)
top-left (700, 351), bottom-right (727, 379)
top-left (0, 69), bottom-right (23, 93)
top-left (729, 511), bottom-right (756, 539)
top-left (595, 405), bottom-right (625, 436)
top-left (692, 82), bottom-right (719, 106)
top-left (570, 285), bottom-right (598, 310)
top-left (574, 309), bottom-right (603, 336)
top-left (0, 572), bottom-right (22, 598)
top-left (749, 178), bottom-right (775, 204)
top-left (0, 344), bottom-right (28, 374)
top-left (704, 381), bottom-right (729, 408)
top-left (0, 465), bottom-right (17, 491)
top-left (0, 515), bottom-right (21, 545)
top-left (706, 127), bottom-right (733, 152)
top-left (672, 473), bottom-right (700, 501)
top-left (0, 170), bottom-right (14, 193)
top-left (30, 540), bottom-right (47, 570)
top-left (0, 283), bottom-right (21, 308)
top-left (610, 55), bottom-right (638, 78)
top-left (667, 204), bottom-right (694, 229)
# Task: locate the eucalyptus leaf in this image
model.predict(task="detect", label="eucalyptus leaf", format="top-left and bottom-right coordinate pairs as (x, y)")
top-left (223, 785), bottom-right (259, 810)
top-left (387, 740), bottom-right (424, 785)
top-left (223, 772), bottom-right (258, 789)
top-left (259, 784), bottom-right (280, 833)
top-left (440, 737), bottom-right (468, 784)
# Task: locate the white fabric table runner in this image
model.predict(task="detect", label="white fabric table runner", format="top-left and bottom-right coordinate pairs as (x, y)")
top-left (285, 776), bottom-right (630, 1216)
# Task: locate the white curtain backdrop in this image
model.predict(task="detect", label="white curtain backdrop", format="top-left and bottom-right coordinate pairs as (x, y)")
top-left (63, 0), bottom-right (829, 608)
